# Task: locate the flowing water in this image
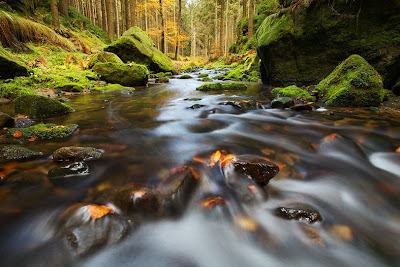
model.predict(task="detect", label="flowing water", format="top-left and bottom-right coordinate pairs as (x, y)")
top-left (0, 69), bottom-right (399, 266)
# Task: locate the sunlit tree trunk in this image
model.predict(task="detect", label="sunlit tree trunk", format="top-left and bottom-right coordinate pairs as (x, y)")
top-left (106, 0), bottom-right (114, 40)
top-left (59, 0), bottom-right (69, 19)
top-left (159, 0), bottom-right (166, 53)
top-left (95, 0), bottom-right (102, 27)
top-left (130, 0), bottom-right (136, 27)
top-left (102, 0), bottom-right (107, 31)
top-left (144, 0), bottom-right (148, 32)
top-left (243, 0), bottom-right (247, 18)
top-left (125, 0), bottom-right (130, 28)
top-left (219, 0), bottom-right (224, 56)
top-left (248, 0), bottom-right (254, 38)
top-left (51, 0), bottom-right (60, 29)
top-left (115, 0), bottom-right (120, 38)
top-left (174, 0), bottom-right (181, 60)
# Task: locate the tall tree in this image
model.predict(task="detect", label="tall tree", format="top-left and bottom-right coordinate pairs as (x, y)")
top-left (106, 0), bottom-right (114, 40)
top-left (130, 0), bottom-right (136, 27)
top-left (125, 0), bottom-right (130, 29)
top-left (242, 0), bottom-right (247, 18)
top-left (50, 0), bottom-right (60, 29)
top-left (95, 0), bottom-right (102, 28)
top-left (159, 0), bottom-right (166, 53)
top-left (59, 0), bottom-right (69, 19)
top-left (219, 0), bottom-right (224, 55)
top-left (248, 0), bottom-right (254, 38)
top-left (101, 0), bottom-right (107, 31)
top-left (174, 0), bottom-right (181, 60)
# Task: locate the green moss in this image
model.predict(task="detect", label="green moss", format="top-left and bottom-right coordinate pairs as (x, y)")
top-left (0, 145), bottom-right (43, 160)
top-left (256, 13), bottom-right (296, 49)
top-left (92, 62), bottom-right (149, 86)
top-left (55, 83), bottom-right (85, 92)
top-left (178, 74), bottom-right (192, 79)
top-left (200, 77), bottom-right (213, 82)
top-left (105, 27), bottom-right (173, 72)
top-left (91, 84), bottom-right (133, 92)
top-left (214, 74), bottom-right (226, 80)
top-left (155, 77), bottom-right (169, 83)
top-left (198, 73), bottom-right (209, 78)
top-left (271, 85), bottom-right (313, 101)
top-left (9, 123), bottom-right (78, 140)
top-left (14, 95), bottom-right (74, 118)
top-left (88, 51), bottom-right (123, 69)
top-left (316, 55), bottom-right (384, 107)
top-left (196, 82), bottom-right (248, 91)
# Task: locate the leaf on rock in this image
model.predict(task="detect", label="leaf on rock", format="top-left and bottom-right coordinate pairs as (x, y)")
top-left (13, 131), bottom-right (22, 138)
top-left (87, 204), bottom-right (114, 219)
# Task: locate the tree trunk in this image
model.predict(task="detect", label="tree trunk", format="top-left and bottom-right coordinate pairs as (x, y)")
top-left (248, 0), bottom-right (254, 39)
top-left (125, 0), bottom-right (130, 28)
top-left (144, 0), bottom-right (148, 32)
top-left (225, 0), bottom-right (229, 54)
top-left (130, 0), bottom-right (136, 27)
top-left (214, 0), bottom-right (218, 49)
top-left (121, 0), bottom-right (126, 32)
top-left (59, 0), bottom-right (69, 19)
top-left (219, 0), bottom-right (224, 56)
top-left (50, 0), bottom-right (60, 29)
top-left (115, 0), bottom-right (120, 38)
top-left (159, 0), bottom-right (166, 53)
top-left (102, 0), bottom-right (107, 31)
top-left (243, 0), bottom-right (247, 18)
top-left (106, 0), bottom-right (114, 40)
top-left (96, 0), bottom-right (102, 27)
top-left (174, 0), bottom-right (181, 60)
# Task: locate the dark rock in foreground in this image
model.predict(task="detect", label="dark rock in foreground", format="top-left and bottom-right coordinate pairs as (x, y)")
top-left (274, 206), bottom-right (322, 223)
top-left (48, 162), bottom-right (89, 183)
top-left (0, 112), bottom-right (14, 128)
top-left (233, 156), bottom-right (279, 186)
top-left (0, 46), bottom-right (29, 79)
top-left (53, 147), bottom-right (103, 162)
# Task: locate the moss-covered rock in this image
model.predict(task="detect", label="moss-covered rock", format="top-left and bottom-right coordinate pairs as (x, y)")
top-left (199, 77), bottom-right (213, 82)
top-left (178, 74), bottom-right (192, 79)
top-left (316, 55), bottom-right (385, 107)
top-left (214, 74), bottom-right (226, 80)
top-left (271, 85), bottom-right (313, 101)
top-left (88, 51), bottom-right (123, 69)
top-left (92, 62), bottom-right (148, 86)
top-left (256, 0), bottom-right (400, 88)
top-left (0, 112), bottom-right (14, 128)
top-left (9, 123), bottom-right (78, 140)
top-left (196, 82), bottom-right (247, 91)
top-left (198, 73), bottom-right (209, 78)
top-left (155, 77), bottom-right (169, 83)
top-left (104, 27), bottom-right (173, 72)
top-left (53, 146), bottom-right (103, 161)
top-left (55, 83), bottom-right (85, 92)
top-left (271, 97), bottom-right (294, 108)
top-left (91, 84), bottom-right (131, 91)
top-left (14, 95), bottom-right (74, 118)
top-left (0, 46), bottom-right (29, 79)
top-left (0, 145), bottom-right (43, 160)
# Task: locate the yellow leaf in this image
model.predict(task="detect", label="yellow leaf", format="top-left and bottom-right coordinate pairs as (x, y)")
top-left (234, 215), bottom-right (258, 232)
top-left (87, 204), bottom-right (114, 219)
top-left (332, 225), bottom-right (353, 241)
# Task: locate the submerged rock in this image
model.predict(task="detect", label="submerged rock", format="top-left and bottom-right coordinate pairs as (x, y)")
top-left (155, 76), bottom-right (169, 83)
top-left (271, 97), bottom-right (294, 109)
top-left (178, 74), bottom-right (192, 79)
top-left (104, 27), bottom-right (173, 72)
top-left (9, 123), bottom-right (78, 140)
top-left (0, 145), bottom-right (43, 160)
top-left (196, 82), bottom-right (247, 91)
top-left (316, 55), bottom-right (385, 107)
top-left (0, 112), bottom-right (14, 128)
top-left (55, 83), bottom-right (85, 92)
top-left (14, 95), bottom-right (74, 118)
top-left (256, 0), bottom-right (400, 89)
top-left (53, 147), bottom-right (103, 162)
top-left (48, 162), bottom-right (89, 183)
top-left (188, 104), bottom-right (205, 109)
top-left (274, 206), bottom-right (322, 223)
top-left (291, 104), bottom-right (313, 112)
top-left (93, 62), bottom-right (149, 86)
top-left (271, 85), bottom-right (313, 101)
top-left (0, 46), bottom-right (29, 79)
top-left (88, 51), bottom-right (123, 69)
top-left (233, 156), bottom-right (279, 186)
top-left (14, 115), bottom-right (34, 128)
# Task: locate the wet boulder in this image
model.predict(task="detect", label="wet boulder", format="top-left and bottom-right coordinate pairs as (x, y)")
top-left (0, 145), bottom-right (43, 160)
top-left (256, 0), bottom-right (400, 89)
top-left (271, 97), bottom-right (294, 108)
top-left (291, 103), bottom-right (313, 112)
top-left (14, 95), bottom-right (74, 118)
top-left (60, 204), bottom-right (137, 257)
top-left (0, 112), bottom-right (14, 128)
top-left (271, 85), bottom-right (313, 101)
top-left (92, 62), bottom-right (149, 86)
top-left (188, 104), bottom-right (205, 109)
top-left (196, 82), bottom-right (247, 91)
top-left (316, 55), bottom-right (385, 107)
top-left (48, 162), bottom-right (89, 184)
top-left (104, 26), bottom-right (173, 72)
top-left (155, 76), bottom-right (169, 83)
top-left (55, 83), bottom-right (85, 92)
top-left (0, 46), bottom-right (29, 79)
top-left (178, 74), bottom-right (192, 79)
top-left (88, 51), bottom-right (123, 69)
top-left (9, 123), bottom-right (78, 140)
top-left (274, 205), bottom-right (322, 223)
top-left (53, 147), bottom-right (103, 162)
top-left (233, 156), bottom-right (279, 186)
top-left (14, 115), bottom-right (34, 128)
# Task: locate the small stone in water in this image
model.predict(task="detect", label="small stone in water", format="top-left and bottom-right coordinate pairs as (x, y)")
top-left (233, 160), bottom-right (279, 186)
top-left (14, 115), bottom-right (34, 128)
top-left (291, 104), bottom-right (312, 111)
top-left (0, 145), bottom-right (43, 160)
top-left (188, 104), bottom-right (206, 109)
top-left (53, 146), bottom-right (103, 161)
top-left (271, 97), bottom-right (294, 109)
top-left (48, 162), bottom-right (89, 182)
top-left (274, 206), bottom-right (322, 223)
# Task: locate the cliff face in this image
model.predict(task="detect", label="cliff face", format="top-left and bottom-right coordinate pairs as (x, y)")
top-left (256, 0), bottom-right (400, 91)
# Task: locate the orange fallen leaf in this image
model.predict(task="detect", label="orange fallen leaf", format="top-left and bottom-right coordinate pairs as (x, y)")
top-left (210, 150), bottom-right (222, 166)
top-left (190, 168), bottom-right (199, 179)
top-left (192, 156), bottom-right (207, 163)
top-left (332, 225), bottom-right (353, 241)
top-left (28, 136), bottom-right (37, 142)
top-left (201, 196), bottom-right (226, 209)
top-left (220, 154), bottom-right (235, 167)
top-left (263, 125), bottom-right (272, 131)
top-left (248, 185), bottom-right (258, 194)
top-left (323, 133), bottom-right (338, 142)
top-left (131, 190), bottom-right (148, 200)
top-left (234, 215), bottom-right (258, 232)
top-left (3, 162), bottom-right (18, 170)
top-left (396, 147), bottom-right (400, 153)
top-left (87, 204), bottom-right (114, 219)
top-left (13, 131), bottom-right (22, 138)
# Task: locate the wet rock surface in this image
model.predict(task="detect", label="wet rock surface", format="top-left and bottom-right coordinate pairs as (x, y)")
top-left (0, 145), bottom-right (43, 160)
top-left (274, 206), bottom-right (322, 223)
top-left (14, 115), bottom-right (35, 128)
top-left (233, 157), bottom-right (279, 186)
top-left (291, 104), bottom-right (313, 112)
top-left (271, 97), bottom-right (294, 109)
top-left (48, 162), bottom-right (89, 183)
top-left (14, 95), bottom-right (74, 118)
top-left (0, 112), bottom-right (14, 128)
top-left (52, 146), bottom-right (103, 161)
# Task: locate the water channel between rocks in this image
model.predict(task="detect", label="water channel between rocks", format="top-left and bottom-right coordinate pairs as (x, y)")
top-left (0, 69), bottom-right (399, 267)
